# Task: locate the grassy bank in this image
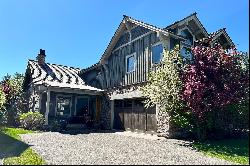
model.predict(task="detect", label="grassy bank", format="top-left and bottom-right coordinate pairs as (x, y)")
top-left (193, 138), bottom-right (249, 165)
top-left (0, 127), bottom-right (45, 165)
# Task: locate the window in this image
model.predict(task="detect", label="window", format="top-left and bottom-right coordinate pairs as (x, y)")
top-left (126, 53), bottom-right (136, 73)
top-left (180, 29), bottom-right (193, 46)
top-left (152, 43), bottom-right (163, 64)
top-left (181, 47), bottom-right (193, 63)
top-left (56, 96), bottom-right (71, 117)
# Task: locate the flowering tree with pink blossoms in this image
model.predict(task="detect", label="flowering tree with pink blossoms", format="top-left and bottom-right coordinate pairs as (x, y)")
top-left (181, 39), bottom-right (249, 139)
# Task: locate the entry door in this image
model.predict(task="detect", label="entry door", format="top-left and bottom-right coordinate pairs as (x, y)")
top-left (75, 97), bottom-right (89, 116)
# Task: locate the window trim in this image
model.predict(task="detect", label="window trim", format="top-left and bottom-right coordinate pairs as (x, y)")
top-left (178, 27), bottom-right (195, 46)
top-left (151, 42), bottom-right (164, 65)
top-left (74, 96), bottom-right (90, 116)
top-left (55, 94), bottom-right (72, 117)
top-left (180, 44), bottom-right (194, 63)
top-left (125, 52), bottom-right (136, 73)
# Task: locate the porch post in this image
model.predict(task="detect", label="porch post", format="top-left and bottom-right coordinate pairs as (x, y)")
top-left (45, 90), bottom-right (50, 125)
top-left (38, 93), bottom-right (42, 113)
top-left (110, 100), bottom-right (114, 129)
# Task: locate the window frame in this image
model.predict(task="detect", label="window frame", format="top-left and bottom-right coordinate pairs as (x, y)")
top-left (151, 42), bottom-right (164, 65)
top-left (55, 94), bottom-right (72, 117)
top-left (178, 27), bottom-right (195, 46)
top-left (180, 44), bottom-right (194, 63)
top-left (125, 52), bottom-right (136, 73)
top-left (74, 96), bottom-right (89, 116)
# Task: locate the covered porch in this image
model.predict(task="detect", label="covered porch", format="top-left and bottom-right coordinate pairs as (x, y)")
top-left (36, 83), bottom-right (103, 127)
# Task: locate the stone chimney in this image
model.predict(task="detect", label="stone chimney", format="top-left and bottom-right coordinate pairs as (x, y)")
top-left (36, 49), bottom-right (46, 65)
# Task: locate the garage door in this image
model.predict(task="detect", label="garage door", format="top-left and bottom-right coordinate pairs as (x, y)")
top-left (113, 99), bottom-right (157, 133)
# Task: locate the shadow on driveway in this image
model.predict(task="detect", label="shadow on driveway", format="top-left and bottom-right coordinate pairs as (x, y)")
top-left (59, 129), bottom-right (123, 135)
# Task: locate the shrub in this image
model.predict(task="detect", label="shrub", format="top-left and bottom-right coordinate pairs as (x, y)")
top-left (19, 112), bottom-right (45, 130)
top-left (0, 87), bottom-right (5, 109)
top-left (181, 39), bottom-right (249, 139)
top-left (140, 45), bottom-right (183, 111)
top-left (0, 73), bottom-right (29, 126)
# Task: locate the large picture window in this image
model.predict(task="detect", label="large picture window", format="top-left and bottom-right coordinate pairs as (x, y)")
top-left (152, 43), bottom-right (163, 64)
top-left (56, 96), bottom-right (71, 118)
top-left (126, 53), bottom-right (136, 73)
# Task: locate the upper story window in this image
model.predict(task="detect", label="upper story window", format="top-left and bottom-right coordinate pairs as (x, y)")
top-left (181, 47), bottom-right (194, 63)
top-left (152, 43), bottom-right (163, 64)
top-left (180, 29), bottom-right (193, 46)
top-left (126, 53), bottom-right (136, 73)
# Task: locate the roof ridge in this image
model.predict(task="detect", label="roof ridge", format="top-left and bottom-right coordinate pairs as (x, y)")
top-left (125, 15), bottom-right (169, 32)
top-left (164, 12), bottom-right (197, 29)
top-left (28, 59), bottom-right (81, 70)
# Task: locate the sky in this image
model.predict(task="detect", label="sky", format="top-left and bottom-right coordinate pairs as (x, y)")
top-left (0, 0), bottom-right (249, 79)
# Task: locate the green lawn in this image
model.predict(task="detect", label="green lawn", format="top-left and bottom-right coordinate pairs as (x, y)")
top-left (0, 127), bottom-right (46, 165)
top-left (193, 138), bottom-right (249, 165)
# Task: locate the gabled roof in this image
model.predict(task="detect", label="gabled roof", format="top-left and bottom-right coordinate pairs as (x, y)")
top-left (164, 12), bottom-right (197, 29)
top-left (209, 28), bottom-right (234, 47)
top-left (123, 15), bottom-right (185, 40)
top-left (79, 13), bottom-right (235, 75)
top-left (26, 60), bottom-right (103, 92)
top-left (164, 12), bottom-right (209, 37)
top-left (80, 15), bottom-right (186, 74)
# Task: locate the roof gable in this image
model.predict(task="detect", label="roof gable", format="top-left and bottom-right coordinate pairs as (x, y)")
top-left (97, 15), bottom-right (185, 64)
top-left (24, 60), bottom-right (102, 91)
top-left (164, 12), bottom-right (209, 40)
top-left (210, 28), bottom-right (234, 48)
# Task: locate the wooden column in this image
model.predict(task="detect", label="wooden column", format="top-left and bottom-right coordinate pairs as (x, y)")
top-left (38, 93), bottom-right (42, 113)
top-left (155, 103), bottom-right (160, 128)
top-left (110, 100), bottom-right (115, 129)
top-left (45, 90), bottom-right (50, 125)
top-left (96, 97), bottom-right (101, 122)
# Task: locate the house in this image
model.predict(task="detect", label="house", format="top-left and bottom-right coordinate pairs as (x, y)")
top-left (23, 13), bottom-right (234, 136)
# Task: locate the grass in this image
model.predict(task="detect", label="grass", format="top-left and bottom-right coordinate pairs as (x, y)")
top-left (0, 127), bottom-right (46, 165)
top-left (193, 138), bottom-right (249, 165)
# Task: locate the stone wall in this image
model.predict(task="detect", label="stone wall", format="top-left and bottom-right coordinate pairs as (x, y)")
top-left (100, 93), bottom-right (111, 130)
top-left (156, 105), bottom-right (171, 137)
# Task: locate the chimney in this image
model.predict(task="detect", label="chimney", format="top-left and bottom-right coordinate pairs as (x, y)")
top-left (36, 49), bottom-right (46, 65)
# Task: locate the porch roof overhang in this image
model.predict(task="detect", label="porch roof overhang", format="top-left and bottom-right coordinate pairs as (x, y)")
top-left (34, 81), bottom-right (103, 95)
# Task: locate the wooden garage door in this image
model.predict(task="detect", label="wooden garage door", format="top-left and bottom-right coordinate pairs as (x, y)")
top-left (113, 99), bottom-right (156, 132)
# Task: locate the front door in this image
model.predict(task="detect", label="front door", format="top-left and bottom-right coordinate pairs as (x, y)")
top-left (75, 97), bottom-right (89, 117)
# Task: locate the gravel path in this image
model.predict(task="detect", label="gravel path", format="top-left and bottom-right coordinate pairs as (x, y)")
top-left (20, 131), bottom-right (234, 165)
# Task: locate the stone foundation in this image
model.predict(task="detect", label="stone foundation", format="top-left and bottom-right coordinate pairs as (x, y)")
top-left (156, 105), bottom-right (171, 138)
top-left (100, 94), bottom-right (111, 130)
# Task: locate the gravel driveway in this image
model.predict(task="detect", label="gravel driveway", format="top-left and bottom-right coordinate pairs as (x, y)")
top-left (20, 131), bottom-right (234, 165)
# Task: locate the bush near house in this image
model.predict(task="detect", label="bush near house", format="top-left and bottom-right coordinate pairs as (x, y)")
top-left (181, 39), bottom-right (249, 139)
top-left (141, 38), bottom-right (249, 140)
top-left (19, 112), bottom-right (45, 130)
top-left (0, 87), bottom-right (6, 124)
top-left (0, 73), bottom-right (29, 126)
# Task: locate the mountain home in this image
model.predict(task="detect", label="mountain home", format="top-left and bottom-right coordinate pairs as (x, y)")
top-left (23, 13), bottom-right (234, 136)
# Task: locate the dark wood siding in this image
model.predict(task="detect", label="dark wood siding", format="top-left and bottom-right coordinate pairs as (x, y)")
top-left (113, 99), bottom-right (157, 133)
top-left (105, 32), bottom-right (160, 89)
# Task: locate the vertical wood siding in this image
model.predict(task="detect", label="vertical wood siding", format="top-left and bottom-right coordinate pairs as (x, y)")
top-left (105, 31), bottom-right (160, 88)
